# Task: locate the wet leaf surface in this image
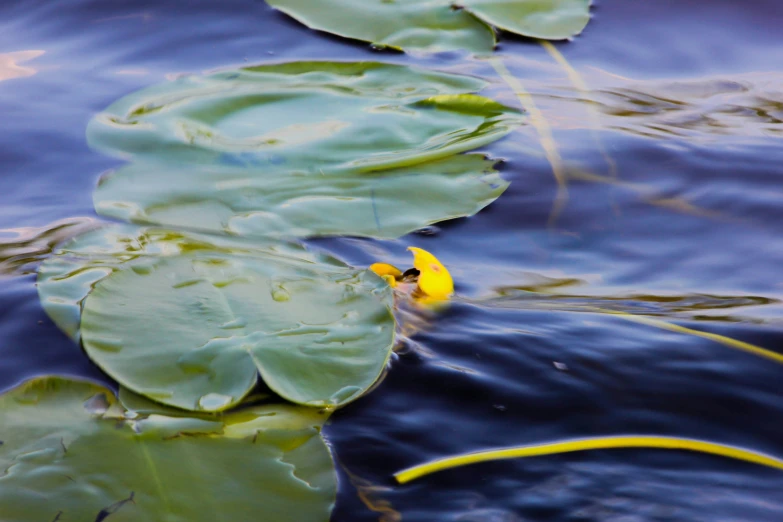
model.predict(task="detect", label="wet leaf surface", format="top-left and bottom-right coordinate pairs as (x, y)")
top-left (86, 62), bottom-right (520, 239)
top-left (266, 0), bottom-right (495, 53)
top-left (462, 0), bottom-right (592, 41)
top-left (37, 225), bottom-right (341, 341)
top-left (0, 377), bottom-right (335, 522)
top-left (87, 62), bottom-right (520, 173)
top-left (266, 0), bottom-right (592, 53)
top-left (38, 226), bottom-right (395, 411)
top-left (94, 155), bottom-right (508, 240)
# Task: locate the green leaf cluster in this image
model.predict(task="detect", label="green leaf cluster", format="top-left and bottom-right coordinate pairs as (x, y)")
top-left (87, 62), bottom-right (520, 239)
top-left (30, 50), bottom-right (527, 522)
top-left (36, 62), bottom-right (521, 416)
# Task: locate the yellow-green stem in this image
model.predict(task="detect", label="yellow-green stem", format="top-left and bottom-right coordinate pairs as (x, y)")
top-left (395, 435), bottom-right (783, 484)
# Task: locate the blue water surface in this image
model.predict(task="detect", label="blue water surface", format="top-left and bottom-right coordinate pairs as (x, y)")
top-left (2, 0), bottom-right (783, 520)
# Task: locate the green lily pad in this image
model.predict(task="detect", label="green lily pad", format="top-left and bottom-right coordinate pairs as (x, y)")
top-left (81, 254), bottom-right (393, 411)
top-left (94, 154), bottom-right (509, 239)
top-left (37, 226), bottom-right (395, 411)
top-left (265, 0), bottom-right (592, 53)
top-left (0, 377), bottom-right (335, 522)
top-left (461, 0), bottom-right (592, 41)
top-left (86, 62), bottom-right (521, 172)
top-left (266, 0), bottom-right (496, 53)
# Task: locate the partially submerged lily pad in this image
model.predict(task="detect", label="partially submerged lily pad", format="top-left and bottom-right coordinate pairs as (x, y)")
top-left (0, 377), bottom-right (335, 521)
top-left (87, 61), bottom-right (521, 172)
top-left (265, 0), bottom-right (592, 53)
top-left (38, 226), bottom-right (395, 411)
top-left (94, 154), bottom-right (509, 239)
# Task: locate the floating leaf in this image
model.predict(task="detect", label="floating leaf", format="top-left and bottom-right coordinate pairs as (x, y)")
top-left (265, 0), bottom-right (592, 54)
top-left (38, 226), bottom-right (395, 411)
top-left (0, 377), bottom-right (336, 521)
top-left (87, 62), bottom-right (521, 172)
top-left (266, 0), bottom-right (496, 54)
top-left (81, 255), bottom-right (393, 411)
top-left (461, 0), bottom-right (592, 41)
top-left (93, 154), bottom-right (509, 240)
top-left (395, 435), bottom-right (783, 484)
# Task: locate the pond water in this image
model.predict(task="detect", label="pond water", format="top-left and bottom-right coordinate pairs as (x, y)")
top-left (2, 0), bottom-right (783, 520)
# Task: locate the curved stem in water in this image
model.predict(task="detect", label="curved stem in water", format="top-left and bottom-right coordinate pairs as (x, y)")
top-left (395, 435), bottom-right (783, 484)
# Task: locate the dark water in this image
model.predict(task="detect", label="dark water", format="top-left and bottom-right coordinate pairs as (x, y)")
top-left (3, 0), bottom-right (783, 520)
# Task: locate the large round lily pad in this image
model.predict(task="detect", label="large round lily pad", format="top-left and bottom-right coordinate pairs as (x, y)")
top-left (81, 254), bottom-right (394, 411)
top-left (86, 62), bottom-right (522, 172)
top-left (0, 377), bottom-right (335, 522)
top-left (94, 154), bottom-right (509, 239)
top-left (37, 226), bottom-right (395, 411)
top-left (265, 0), bottom-right (592, 54)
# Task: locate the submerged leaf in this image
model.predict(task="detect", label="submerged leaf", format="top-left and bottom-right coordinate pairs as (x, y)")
top-left (394, 435), bottom-right (783, 484)
top-left (0, 377), bottom-right (335, 521)
top-left (38, 225), bottom-right (395, 411)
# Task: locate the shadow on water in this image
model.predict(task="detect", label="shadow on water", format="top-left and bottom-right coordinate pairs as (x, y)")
top-left (2, 0), bottom-right (783, 520)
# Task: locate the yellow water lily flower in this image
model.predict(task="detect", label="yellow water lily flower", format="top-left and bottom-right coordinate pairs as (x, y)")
top-left (369, 263), bottom-right (402, 278)
top-left (369, 263), bottom-right (402, 288)
top-left (367, 263), bottom-right (402, 288)
top-left (407, 247), bottom-right (453, 300)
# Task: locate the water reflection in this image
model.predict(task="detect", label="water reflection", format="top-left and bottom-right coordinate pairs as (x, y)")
top-left (0, 217), bottom-right (98, 276)
top-left (479, 276), bottom-right (780, 324)
top-left (587, 72), bottom-right (783, 140)
top-left (493, 56), bottom-right (783, 142)
top-left (470, 53), bottom-right (783, 228)
top-left (0, 50), bottom-right (44, 82)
